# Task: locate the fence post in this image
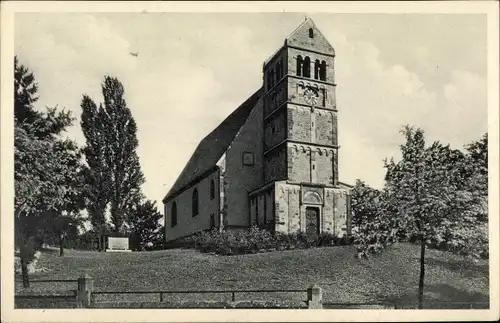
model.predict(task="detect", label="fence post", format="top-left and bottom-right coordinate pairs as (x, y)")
top-left (77, 274), bottom-right (94, 308)
top-left (307, 284), bottom-right (322, 309)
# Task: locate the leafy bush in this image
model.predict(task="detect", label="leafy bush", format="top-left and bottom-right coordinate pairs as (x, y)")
top-left (177, 226), bottom-right (348, 256)
top-left (416, 220), bottom-right (488, 260)
top-left (350, 180), bottom-right (400, 258)
top-left (128, 200), bottom-right (164, 251)
top-left (65, 230), bottom-right (99, 250)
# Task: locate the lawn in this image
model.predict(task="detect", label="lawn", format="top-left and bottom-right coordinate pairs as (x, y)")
top-left (15, 243), bottom-right (489, 308)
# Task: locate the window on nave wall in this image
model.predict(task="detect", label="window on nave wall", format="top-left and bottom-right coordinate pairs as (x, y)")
top-left (171, 202), bottom-right (177, 228)
top-left (210, 213), bottom-right (215, 228)
top-left (210, 179), bottom-right (215, 200)
top-left (192, 188), bottom-right (199, 217)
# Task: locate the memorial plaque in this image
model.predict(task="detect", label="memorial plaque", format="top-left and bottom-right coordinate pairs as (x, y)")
top-left (106, 237), bottom-right (131, 252)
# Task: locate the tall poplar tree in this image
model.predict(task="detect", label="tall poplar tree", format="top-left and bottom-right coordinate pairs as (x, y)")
top-left (80, 96), bottom-right (110, 250)
top-left (81, 76), bottom-right (145, 236)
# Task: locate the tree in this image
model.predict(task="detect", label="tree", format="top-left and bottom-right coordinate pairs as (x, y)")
top-left (51, 140), bottom-right (86, 257)
top-left (15, 56), bottom-right (73, 140)
top-left (15, 127), bottom-right (82, 286)
top-left (39, 212), bottom-right (82, 257)
top-left (128, 200), bottom-right (164, 251)
top-left (14, 56), bottom-right (40, 127)
top-left (81, 76), bottom-right (145, 236)
top-left (443, 134), bottom-right (489, 257)
top-left (464, 133), bottom-right (488, 222)
top-left (382, 126), bottom-right (486, 308)
top-left (14, 57), bottom-right (83, 287)
top-left (41, 175), bottom-right (85, 257)
top-left (80, 96), bottom-right (110, 251)
top-left (465, 133), bottom-right (488, 177)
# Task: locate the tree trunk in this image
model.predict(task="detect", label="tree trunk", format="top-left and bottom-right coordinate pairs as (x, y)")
top-left (418, 236), bottom-right (426, 309)
top-left (20, 255), bottom-right (30, 288)
top-left (59, 233), bottom-right (64, 257)
top-left (414, 163), bottom-right (425, 309)
top-left (98, 233), bottom-right (102, 252)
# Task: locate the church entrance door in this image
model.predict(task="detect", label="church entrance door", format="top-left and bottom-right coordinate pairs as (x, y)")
top-left (305, 207), bottom-right (320, 236)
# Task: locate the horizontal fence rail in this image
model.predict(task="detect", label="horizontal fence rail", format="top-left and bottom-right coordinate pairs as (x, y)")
top-left (15, 279), bottom-right (80, 308)
top-left (93, 289), bottom-right (306, 302)
top-left (15, 291), bottom-right (78, 309)
top-left (16, 279), bottom-right (78, 283)
top-left (15, 275), bottom-right (490, 309)
top-left (15, 293), bottom-right (76, 299)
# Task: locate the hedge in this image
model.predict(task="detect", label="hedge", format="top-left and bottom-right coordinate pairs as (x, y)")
top-left (176, 226), bottom-right (352, 256)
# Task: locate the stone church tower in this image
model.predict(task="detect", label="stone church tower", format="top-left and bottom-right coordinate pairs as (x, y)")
top-left (163, 18), bottom-right (351, 242)
top-left (249, 17), bottom-right (351, 236)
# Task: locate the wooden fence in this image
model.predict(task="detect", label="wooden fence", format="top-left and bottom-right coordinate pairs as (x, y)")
top-left (15, 275), bottom-right (490, 309)
top-left (15, 279), bottom-right (78, 308)
top-left (15, 275), bottom-right (315, 309)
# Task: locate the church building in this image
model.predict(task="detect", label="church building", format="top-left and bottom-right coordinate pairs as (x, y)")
top-left (163, 18), bottom-right (353, 243)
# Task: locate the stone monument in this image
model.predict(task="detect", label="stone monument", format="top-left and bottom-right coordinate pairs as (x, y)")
top-left (106, 236), bottom-right (131, 252)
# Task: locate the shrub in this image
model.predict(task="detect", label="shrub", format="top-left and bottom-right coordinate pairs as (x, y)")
top-left (67, 231), bottom-right (99, 250)
top-left (176, 226), bottom-right (350, 256)
top-left (416, 221), bottom-right (489, 260)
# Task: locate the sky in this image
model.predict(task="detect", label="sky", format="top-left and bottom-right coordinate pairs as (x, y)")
top-left (14, 12), bottom-right (488, 209)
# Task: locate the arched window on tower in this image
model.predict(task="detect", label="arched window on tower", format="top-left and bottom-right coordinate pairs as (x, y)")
top-left (320, 60), bottom-right (327, 81)
top-left (277, 60), bottom-right (283, 80)
top-left (171, 202), bottom-right (177, 228)
top-left (280, 58), bottom-right (285, 78)
top-left (303, 56), bottom-right (311, 78)
top-left (192, 188), bottom-right (199, 217)
top-left (309, 28), bottom-right (314, 38)
top-left (296, 55), bottom-right (303, 77)
top-left (314, 60), bottom-right (320, 80)
top-left (210, 179), bottom-right (215, 200)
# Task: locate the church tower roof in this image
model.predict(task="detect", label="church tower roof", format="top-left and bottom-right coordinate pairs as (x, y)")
top-left (264, 17), bottom-right (335, 66)
top-left (284, 17), bottom-right (335, 56)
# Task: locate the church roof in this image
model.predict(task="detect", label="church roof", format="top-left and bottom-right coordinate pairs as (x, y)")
top-left (163, 88), bottom-right (262, 203)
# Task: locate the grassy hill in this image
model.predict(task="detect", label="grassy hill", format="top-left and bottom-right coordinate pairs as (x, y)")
top-left (16, 243), bottom-right (489, 308)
